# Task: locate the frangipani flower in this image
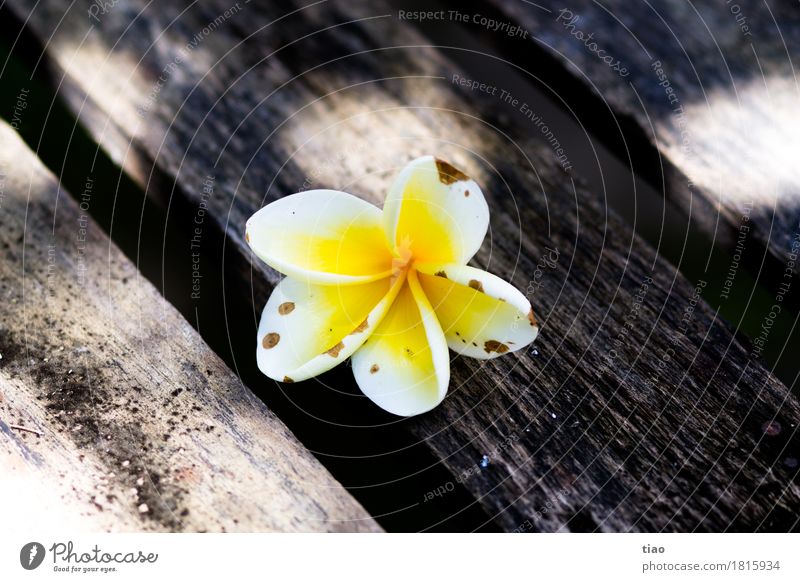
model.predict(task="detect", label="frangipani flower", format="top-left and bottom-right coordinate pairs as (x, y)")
top-left (245, 156), bottom-right (539, 416)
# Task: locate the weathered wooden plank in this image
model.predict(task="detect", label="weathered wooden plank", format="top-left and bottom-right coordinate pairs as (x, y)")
top-left (7, 0), bottom-right (799, 531)
top-left (478, 0), bottom-right (800, 280)
top-left (0, 121), bottom-right (380, 532)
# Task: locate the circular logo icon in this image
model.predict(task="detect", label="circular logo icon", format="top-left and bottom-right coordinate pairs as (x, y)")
top-left (20, 542), bottom-right (46, 570)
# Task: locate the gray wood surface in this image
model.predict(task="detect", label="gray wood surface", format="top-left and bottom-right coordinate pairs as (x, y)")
top-left (0, 121), bottom-right (380, 532)
top-left (6, 0), bottom-right (799, 531)
top-left (483, 0), bottom-right (800, 278)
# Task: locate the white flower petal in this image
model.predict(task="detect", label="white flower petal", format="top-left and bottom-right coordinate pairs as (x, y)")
top-left (246, 190), bottom-right (394, 285)
top-left (257, 275), bottom-right (403, 383)
top-left (416, 263), bottom-right (538, 359)
top-left (383, 156), bottom-right (489, 264)
top-left (352, 270), bottom-right (449, 416)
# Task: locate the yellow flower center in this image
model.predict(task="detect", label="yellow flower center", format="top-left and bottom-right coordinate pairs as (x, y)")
top-left (392, 236), bottom-right (414, 272)
top-left (388, 236), bottom-right (417, 290)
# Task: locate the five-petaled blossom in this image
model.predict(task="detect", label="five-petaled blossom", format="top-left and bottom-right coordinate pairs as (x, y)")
top-left (245, 156), bottom-right (539, 416)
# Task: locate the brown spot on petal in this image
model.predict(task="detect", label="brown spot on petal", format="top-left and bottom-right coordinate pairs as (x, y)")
top-left (484, 340), bottom-right (509, 354)
top-left (326, 341), bottom-right (345, 357)
top-left (434, 270), bottom-right (448, 278)
top-left (435, 159), bottom-right (469, 185)
top-left (351, 318), bottom-right (369, 334)
top-left (370, 364), bottom-right (380, 374)
top-left (528, 309), bottom-right (537, 327)
top-left (283, 376), bottom-right (294, 383)
top-left (464, 189), bottom-right (470, 197)
top-left (278, 302), bottom-right (295, 315)
top-left (469, 279), bottom-right (484, 293)
top-left (245, 231), bottom-right (250, 243)
top-left (262, 333), bottom-right (280, 349)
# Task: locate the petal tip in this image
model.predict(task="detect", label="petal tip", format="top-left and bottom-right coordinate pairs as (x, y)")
top-left (434, 158), bottom-right (470, 185)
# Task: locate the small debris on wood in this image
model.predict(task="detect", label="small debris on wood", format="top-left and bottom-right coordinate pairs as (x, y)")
top-left (8, 423), bottom-right (43, 436)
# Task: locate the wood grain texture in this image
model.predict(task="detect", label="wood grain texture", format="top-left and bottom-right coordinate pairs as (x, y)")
top-left (6, 0), bottom-right (799, 531)
top-left (0, 121), bottom-right (380, 533)
top-left (482, 0), bottom-right (800, 277)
